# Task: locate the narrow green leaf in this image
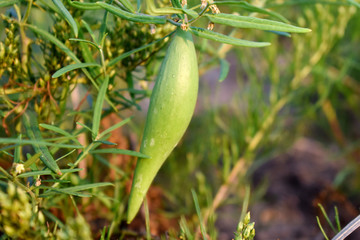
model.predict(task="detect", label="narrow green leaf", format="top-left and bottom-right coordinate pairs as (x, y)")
top-left (90, 148), bottom-right (150, 158)
top-left (23, 152), bottom-right (42, 168)
top-left (76, 122), bottom-right (94, 133)
top-left (52, 0), bottom-right (79, 37)
top-left (39, 189), bottom-right (92, 198)
top-left (14, 135), bottom-right (21, 164)
top-left (267, 30), bottom-right (291, 37)
top-left (334, 206), bottom-right (341, 231)
top-left (0, 138), bottom-right (83, 149)
top-left (52, 63), bottom-right (101, 78)
top-left (183, 8), bottom-right (199, 18)
top-left (206, 13), bottom-right (311, 33)
top-left (41, 179), bottom-right (71, 183)
top-left (22, 111), bottom-right (62, 175)
top-left (56, 182), bottom-right (113, 192)
top-left (66, 0), bottom-right (101, 10)
top-left (98, 117), bottom-right (132, 139)
top-left (117, 0), bottom-right (135, 13)
top-left (189, 27), bottom-right (270, 47)
top-left (92, 76), bottom-right (109, 139)
top-left (18, 168), bottom-right (82, 178)
top-left (81, 20), bottom-right (98, 45)
top-left (95, 140), bottom-right (117, 145)
top-left (171, 0), bottom-right (182, 9)
top-left (96, 2), bottom-right (167, 24)
top-left (219, 58), bottom-right (230, 82)
top-left (39, 124), bottom-right (80, 144)
top-left (317, 216), bottom-right (330, 240)
top-left (78, 28), bottom-right (101, 78)
top-left (348, 0), bottom-right (360, 8)
top-left (214, 1), bottom-right (289, 23)
top-left (191, 189), bottom-right (208, 240)
top-left (98, 5), bottom-right (110, 45)
top-left (0, 0), bottom-right (19, 7)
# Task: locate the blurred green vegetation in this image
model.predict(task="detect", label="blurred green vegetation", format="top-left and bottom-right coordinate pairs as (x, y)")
top-left (1, 0), bottom-right (360, 239)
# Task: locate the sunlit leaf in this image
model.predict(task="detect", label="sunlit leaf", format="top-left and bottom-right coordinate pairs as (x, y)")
top-left (189, 27), bottom-right (270, 47)
top-left (52, 63), bottom-right (101, 78)
top-left (205, 13), bottom-right (311, 33)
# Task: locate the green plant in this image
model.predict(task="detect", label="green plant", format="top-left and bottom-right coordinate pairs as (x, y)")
top-left (0, 0), bottom-right (318, 238)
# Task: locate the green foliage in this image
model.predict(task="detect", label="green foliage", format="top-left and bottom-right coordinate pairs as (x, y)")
top-left (0, 0), bottom-right (359, 239)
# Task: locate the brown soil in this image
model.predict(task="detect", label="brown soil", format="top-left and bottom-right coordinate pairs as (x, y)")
top-left (247, 138), bottom-right (360, 240)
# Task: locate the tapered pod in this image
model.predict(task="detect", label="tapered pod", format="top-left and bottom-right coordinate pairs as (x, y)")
top-left (127, 28), bottom-right (199, 223)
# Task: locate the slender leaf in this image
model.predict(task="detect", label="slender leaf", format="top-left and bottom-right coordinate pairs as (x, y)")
top-left (317, 216), bottom-right (330, 240)
top-left (0, 0), bottom-right (19, 7)
top-left (52, 0), bottom-right (79, 37)
top-left (92, 76), bottom-right (109, 139)
top-left (219, 58), bottom-right (230, 82)
top-left (55, 149), bottom-right (77, 162)
top-left (267, 30), bottom-right (291, 37)
top-left (23, 152), bottom-right (42, 168)
top-left (81, 20), bottom-right (98, 45)
top-left (76, 122), bottom-right (94, 133)
top-left (191, 189), bottom-right (208, 240)
top-left (41, 179), bottom-right (71, 183)
top-left (96, 2), bottom-right (166, 24)
top-left (117, 0), bottom-right (135, 13)
top-left (66, 0), bottom-right (101, 10)
top-left (23, 111), bottom-right (62, 175)
top-left (189, 27), bottom-right (270, 47)
top-left (90, 148), bottom-right (150, 158)
top-left (39, 124), bottom-right (80, 144)
top-left (0, 138), bottom-right (83, 149)
top-left (95, 140), bottom-right (117, 145)
top-left (206, 13), bottom-right (311, 33)
top-left (348, 0), bottom-right (360, 8)
top-left (40, 189), bottom-right (92, 198)
top-left (52, 63), bottom-right (101, 78)
top-left (98, 4), bottom-right (111, 45)
top-left (214, 1), bottom-right (289, 22)
top-left (183, 7), bottom-right (199, 18)
top-left (68, 38), bottom-right (99, 52)
top-left (318, 203), bottom-right (337, 232)
top-left (98, 117), bottom-right (132, 139)
top-left (14, 135), bottom-right (21, 164)
top-left (18, 168), bottom-right (82, 178)
top-left (55, 182), bottom-right (113, 192)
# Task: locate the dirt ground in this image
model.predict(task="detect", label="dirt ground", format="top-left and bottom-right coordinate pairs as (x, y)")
top-left (216, 138), bottom-right (360, 240)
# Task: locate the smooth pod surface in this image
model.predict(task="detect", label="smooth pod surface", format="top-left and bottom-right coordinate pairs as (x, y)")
top-left (127, 28), bottom-right (199, 223)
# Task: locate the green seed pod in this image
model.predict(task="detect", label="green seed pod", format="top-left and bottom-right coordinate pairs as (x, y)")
top-left (127, 28), bottom-right (199, 223)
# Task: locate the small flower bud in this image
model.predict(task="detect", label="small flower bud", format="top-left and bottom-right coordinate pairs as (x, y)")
top-left (35, 178), bottom-right (41, 187)
top-left (180, 23), bottom-right (189, 31)
top-left (210, 4), bottom-right (220, 14)
top-left (207, 22), bottom-right (214, 31)
top-left (201, 0), bottom-right (208, 9)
